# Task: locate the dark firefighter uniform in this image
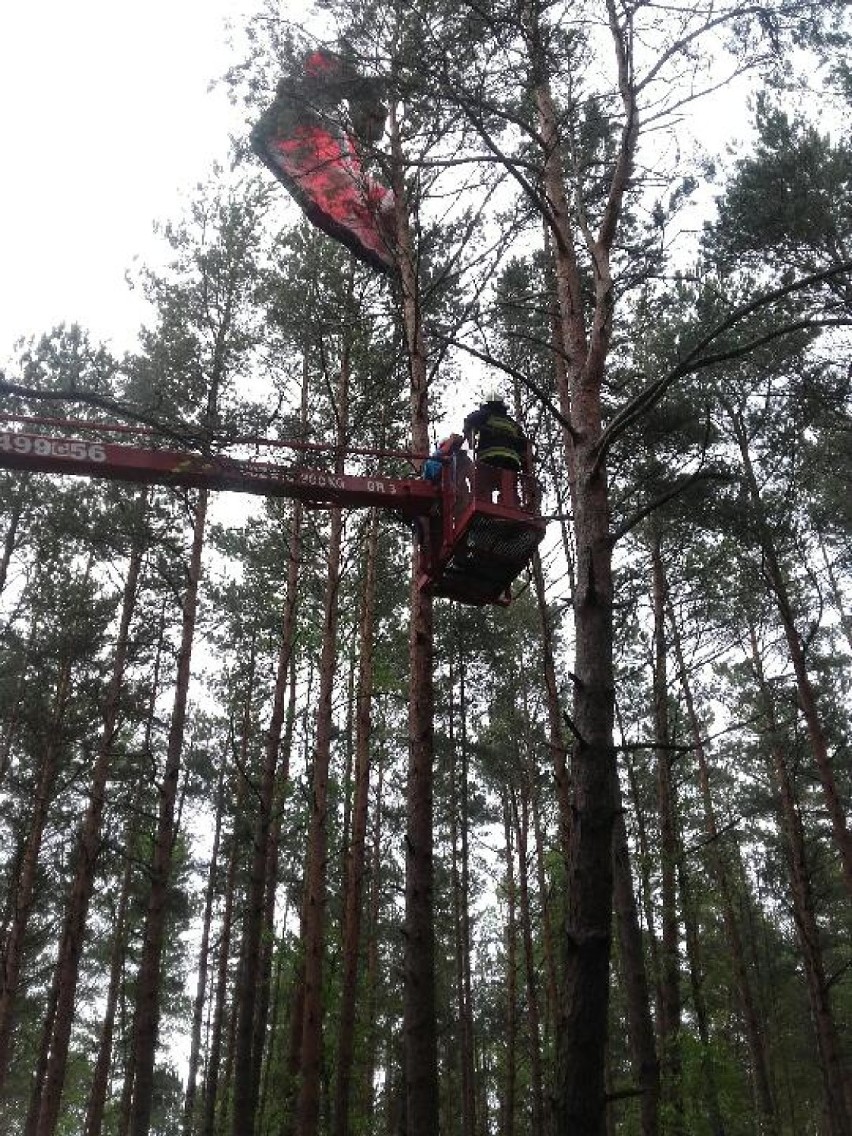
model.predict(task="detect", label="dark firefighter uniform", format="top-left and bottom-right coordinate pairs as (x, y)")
top-left (463, 399), bottom-right (527, 471)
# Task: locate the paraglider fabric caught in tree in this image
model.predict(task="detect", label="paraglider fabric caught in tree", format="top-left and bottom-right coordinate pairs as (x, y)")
top-left (251, 49), bottom-right (397, 274)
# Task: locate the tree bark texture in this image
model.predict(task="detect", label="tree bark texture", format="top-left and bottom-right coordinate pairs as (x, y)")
top-left (296, 347), bottom-right (347, 1136)
top-left (233, 499), bottom-right (302, 1136)
top-left (128, 487), bottom-right (208, 1136)
top-left (390, 100), bottom-right (439, 1136)
top-left (748, 622), bottom-right (851, 1136)
top-left (0, 656), bottom-right (72, 1092)
top-left (666, 589), bottom-right (778, 1134)
top-left (83, 810), bottom-right (136, 1136)
top-left (612, 770), bottom-right (660, 1136)
top-left (36, 519), bottom-right (145, 1136)
top-left (650, 538), bottom-right (684, 1135)
top-left (333, 508), bottom-right (379, 1136)
top-left (732, 409), bottom-right (852, 899)
top-left (182, 753), bottom-right (227, 1136)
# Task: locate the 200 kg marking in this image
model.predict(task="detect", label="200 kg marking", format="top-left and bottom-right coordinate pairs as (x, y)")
top-left (296, 470), bottom-right (396, 495)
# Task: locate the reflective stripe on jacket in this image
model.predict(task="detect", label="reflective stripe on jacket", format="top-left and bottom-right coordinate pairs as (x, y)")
top-left (475, 412), bottom-right (524, 467)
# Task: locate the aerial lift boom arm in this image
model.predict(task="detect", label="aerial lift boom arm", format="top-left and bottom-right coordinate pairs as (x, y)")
top-left (0, 421), bottom-right (545, 605)
top-left (0, 428), bottom-right (438, 517)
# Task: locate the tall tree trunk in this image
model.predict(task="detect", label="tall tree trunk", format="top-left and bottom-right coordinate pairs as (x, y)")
top-left (252, 656), bottom-right (298, 1128)
top-left (748, 622), bottom-right (851, 1136)
top-left (0, 656), bottom-right (72, 1091)
top-left (556, 494), bottom-right (617, 1136)
top-left (530, 787), bottom-right (559, 1042)
top-left (217, 980), bottom-right (241, 1136)
top-left (677, 855), bottom-right (726, 1136)
top-left (129, 487), bottom-right (208, 1136)
top-left (360, 749), bottom-right (385, 1127)
top-left (201, 705), bottom-right (253, 1136)
top-left (458, 665), bottom-right (476, 1136)
top-left (339, 651), bottom-right (357, 894)
top-left (232, 499), bottom-right (302, 1136)
top-left (23, 956), bottom-right (61, 1136)
top-left (183, 752), bottom-right (228, 1136)
top-left (539, 59), bottom-right (619, 1136)
top-left (449, 759), bottom-right (467, 1133)
top-left (666, 589), bottom-right (778, 1135)
top-left (257, 931), bottom-right (286, 1134)
top-left (333, 508), bottom-right (379, 1136)
top-left (390, 100), bottom-right (439, 1136)
top-left (83, 820), bottom-right (136, 1136)
top-left (254, 372), bottom-right (310, 1133)
top-left (650, 538), bottom-right (683, 1135)
top-left (0, 475), bottom-right (29, 597)
top-left (527, 0), bottom-right (638, 1124)
top-left (612, 769), bottom-right (659, 1136)
top-left (732, 408), bottom-right (852, 898)
top-left (510, 787), bottom-right (546, 1136)
top-left (624, 756), bottom-right (661, 997)
top-left (280, 885), bottom-right (308, 1136)
top-left (501, 794), bottom-right (518, 1136)
top-left (296, 337), bottom-right (349, 1136)
top-left (530, 547), bottom-right (572, 864)
top-left (116, 608), bottom-right (169, 1136)
top-left (448, 643), bottom-right (477, 1136)
top-left (116, 955), bottom-right (134, 1136)
top-left (36, 518), bottom-right (146, 1136)
top-left (476, 1025), bottom-right (490, 1136)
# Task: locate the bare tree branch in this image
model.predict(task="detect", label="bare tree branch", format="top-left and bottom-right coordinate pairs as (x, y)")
top-left (0, 376), bottom-right (205, 450)
top-left (427, 329), bottom-right (578, 438)
top-left (594, 262), bottom-right (852, 462)
top-left (611, 467), bottom-right (734, 544)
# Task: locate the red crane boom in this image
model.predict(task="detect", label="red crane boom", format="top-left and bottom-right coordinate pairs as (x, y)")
top-left (0, 424), bottom-right (546, 605)
top-left (0, 428), bottom-right (437, 517)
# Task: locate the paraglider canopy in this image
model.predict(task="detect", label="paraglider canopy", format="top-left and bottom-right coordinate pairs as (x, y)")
top-left (251, 48), bottom-right (396, 274)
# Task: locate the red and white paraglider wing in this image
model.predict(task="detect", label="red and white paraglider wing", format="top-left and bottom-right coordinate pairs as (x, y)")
top-left (252, 51), bottom-right (396, 275)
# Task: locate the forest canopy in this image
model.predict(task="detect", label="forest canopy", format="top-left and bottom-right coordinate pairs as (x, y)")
top-left (1, 2), bottom-right (852, 1136)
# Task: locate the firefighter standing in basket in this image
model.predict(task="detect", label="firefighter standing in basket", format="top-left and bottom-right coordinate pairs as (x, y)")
top-left (463, 392), bottom-right (528, 472)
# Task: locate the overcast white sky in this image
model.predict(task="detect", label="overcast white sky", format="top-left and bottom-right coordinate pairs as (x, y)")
top-left (0, 2), bottom-right (765, 381)
top-left (0, 0), bottom-right (253, 367)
